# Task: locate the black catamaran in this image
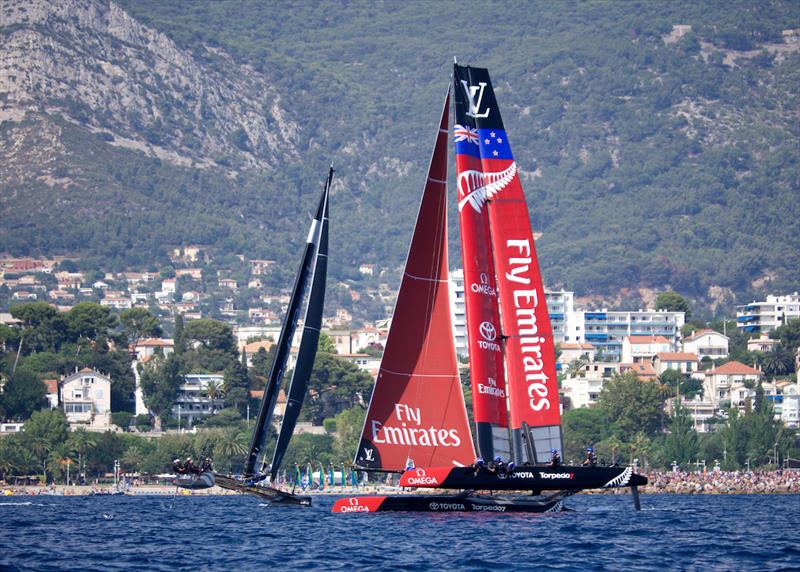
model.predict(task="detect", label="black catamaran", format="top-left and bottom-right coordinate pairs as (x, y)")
top-left (177, 167), bottom-right (333, 506)
top-left (333, 65), bottom-right (646, 514)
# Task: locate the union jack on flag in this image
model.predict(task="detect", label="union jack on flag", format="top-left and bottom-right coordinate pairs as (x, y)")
top-left (454, 124), bottom-right (479, 145)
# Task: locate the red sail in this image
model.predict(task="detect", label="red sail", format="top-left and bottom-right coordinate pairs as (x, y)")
top-left (453, 65), bottom-right (561, 452)
top-left (454, 111), bottom-right (508, 432)
top-left (354, 90), bottom-right (475, 471)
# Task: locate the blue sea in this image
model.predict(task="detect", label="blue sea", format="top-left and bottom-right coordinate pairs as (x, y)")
top-left (1, 493), bottom-right (798, 571)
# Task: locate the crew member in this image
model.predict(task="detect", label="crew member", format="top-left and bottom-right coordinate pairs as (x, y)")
top-left (582, 447), bottom-right (597, 467)
top-left (172, 458), bottom-right (185, 474)
top-left (472, 457), bottom-right (485, 476)
top-left (549, 449), bottom-right (561, 467)
top-left (488, 455), bottom-right (506, 475)
top-left (201, 457), bottom-right (213, 472)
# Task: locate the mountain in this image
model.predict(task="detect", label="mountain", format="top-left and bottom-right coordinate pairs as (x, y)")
top-left (1, 0), bottom-right (798, 316)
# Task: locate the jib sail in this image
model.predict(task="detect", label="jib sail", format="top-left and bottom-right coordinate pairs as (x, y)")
top-left (355, 90), bottom-right (475, 471)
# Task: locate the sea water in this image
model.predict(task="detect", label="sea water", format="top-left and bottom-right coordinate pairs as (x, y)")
top-left (1, 494), bottom-right (798, 571)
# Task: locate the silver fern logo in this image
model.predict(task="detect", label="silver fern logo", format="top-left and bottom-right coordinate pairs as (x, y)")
top-left (457, 162), bottom-right (517, 213)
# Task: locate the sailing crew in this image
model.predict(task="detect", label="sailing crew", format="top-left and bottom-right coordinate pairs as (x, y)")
top-left (582, 447), bottom-right (597, 467)
top-left (185, 457), bottom-right (198, 474)
top-left (472, 457), bottom-right (485, 476)
top-left (172, 458), bottom-right (186, 474)
top-left (488, 455), bottom-right (506, 475)
top-left (201, 457), bottom-right (213, 473)
top-left (549, 449), bottom-right (562, 467)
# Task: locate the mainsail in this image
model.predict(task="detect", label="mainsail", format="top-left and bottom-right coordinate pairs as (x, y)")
top-left (453, 72), bottom-right (510, 462)
top-left (269, 168), bottom-right (332, 480)
top-left (243, 168), bottom-right (333, 477)
top-left (454, 64), bottom-right (562, 462)
top-left (355, 90), bottom-right (475, 471)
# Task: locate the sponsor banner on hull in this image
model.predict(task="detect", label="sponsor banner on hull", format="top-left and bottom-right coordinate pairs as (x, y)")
top-left (398, 467), bottom-right (452, 488)
top-left (332, 496), bottom-right (387, 513)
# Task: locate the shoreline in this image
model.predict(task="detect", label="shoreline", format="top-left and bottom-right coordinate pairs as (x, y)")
top-left (3, 482), bottom-right (798, 497)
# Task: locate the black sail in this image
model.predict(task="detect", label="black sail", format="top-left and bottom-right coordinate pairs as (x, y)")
top-left (268, 168), bottom-right (331, 479)
top-left (243, 167), bottom-right (333, 477)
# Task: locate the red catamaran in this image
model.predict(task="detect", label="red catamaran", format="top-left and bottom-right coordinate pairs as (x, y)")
top-left (333, 64), bottom-right (646, 514)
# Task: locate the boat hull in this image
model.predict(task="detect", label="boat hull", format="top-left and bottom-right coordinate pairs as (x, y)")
top-left (399, 465), bottom-right (647, 492)
top-left (174, 472), bottom-right (215, 490)
top-left (214, 474), bottom-right (312, 506)
top-left (332, 493), bottom-right (568, 513)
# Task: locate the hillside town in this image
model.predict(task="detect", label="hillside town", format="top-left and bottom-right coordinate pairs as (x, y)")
top-left (1, 255), bottom-right (798, 445)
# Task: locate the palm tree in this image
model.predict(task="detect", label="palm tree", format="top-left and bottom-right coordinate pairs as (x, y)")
top-left (121, 445), bottom-right (144, 473)
top-left (67, 427), bottom-right (97, 484)
top-left (203, 380), bottom-right (224, 414)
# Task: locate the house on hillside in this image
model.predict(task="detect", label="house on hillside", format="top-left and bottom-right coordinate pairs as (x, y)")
top-left (653, 352), bottom-right (700, 376)
top-left (557, 343), bottom-right (596, 366)
top-left (683, 329), bottom-right (729, 360)
top-left (621, 335), bottom-right (671, 363)
top-left (747, 333), bottom-right (777, 353)
top-left (619, 361), bottom-right (659, 381)
top-left (703, 361), bottom-right (761, 408)
top-left (134, 338), bottom-right (174, 360)
top-left (61, 369), bottom-right (112, 430)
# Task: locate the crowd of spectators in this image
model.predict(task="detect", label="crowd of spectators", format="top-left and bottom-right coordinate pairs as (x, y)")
top-left (643, 469), bottom-right (800, 494)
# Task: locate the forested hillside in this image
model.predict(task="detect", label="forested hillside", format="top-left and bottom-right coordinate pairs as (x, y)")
top-left (1, 0), bottom-right (798, 314)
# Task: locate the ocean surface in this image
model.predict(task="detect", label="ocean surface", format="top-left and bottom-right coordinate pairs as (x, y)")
top-left (1, 493), bottom-right (798, 571)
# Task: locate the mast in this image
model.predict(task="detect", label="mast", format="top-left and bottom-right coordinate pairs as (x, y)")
top-left (453, 64), bottom-right (562, 462)
top-left (243, 174), bottom-right (330, 477)
top-left (354, 88), bottom-right (475, 471)
top-left (268, 166), bottom-right (333, 480)
top-left (452, 66), bottom-right (510, 461)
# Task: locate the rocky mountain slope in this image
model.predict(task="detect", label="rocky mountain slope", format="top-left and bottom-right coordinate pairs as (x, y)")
top-left (1, 0), bottom-right (798, 315)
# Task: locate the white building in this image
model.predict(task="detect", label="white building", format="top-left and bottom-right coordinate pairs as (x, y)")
top-left (134, 338), bottom-right (174, 360)
top-left (736, 292), bottom-right (800, 334)
top-left (746, 333), bottom-right (777, 353)
top-left (621, 335), bottom-right (672, 363)
top-left (60, 369), bottom-right (112, 430)
top-left (683, 329), bottom-right (729, 360)
top-left (703, 361), bottom-right (761, 409)
top-left (653, 352), bottom-right (700, 376)
top-left (173, 373), bottom-right (225, 426)
top-left (447, 269), bottom-right (684, 361)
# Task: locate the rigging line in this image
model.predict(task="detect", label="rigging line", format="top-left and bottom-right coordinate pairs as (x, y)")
top-left (379, 367), bottom-right (457, 378)
top-left (403, 271), bottom-right (448, 283)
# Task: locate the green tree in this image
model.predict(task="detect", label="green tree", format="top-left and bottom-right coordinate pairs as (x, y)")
top-left (318, 332), bottom-right (336, 354)
top-left (282, 433), bottom-right (335, 467)
top-left (661, 402), bottom-right (699, 466)
top-left (183, 319), bottom-right (236, 353)
top-left (139, 354), bottom-right (182, 420)
top-left (597, 372), bottom-right (666, 441)
top-left (23, 409), bottom-right (69, 446)
top-left (303, 353), bottom-right (374, 424)
top-left (119, 308), bottom-right (162, 348)
top-left (1, 370), bottom-right (46, 420)
top-left (223, 360), bottom-right (250, 415)
top-left (561, 407), bottom-right (610, 463)
top-left (173, 313), bottom-right (185, 355)
top-left (65, 302), bottom-right (117, 341)
top-left (655, 290), bottom-right (692, 319)
top-left (333, 405), bottom-right (366, 458)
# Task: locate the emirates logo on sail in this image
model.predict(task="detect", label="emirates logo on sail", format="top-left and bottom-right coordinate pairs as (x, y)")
top-left (458, 163), bottom-right (517, 213)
